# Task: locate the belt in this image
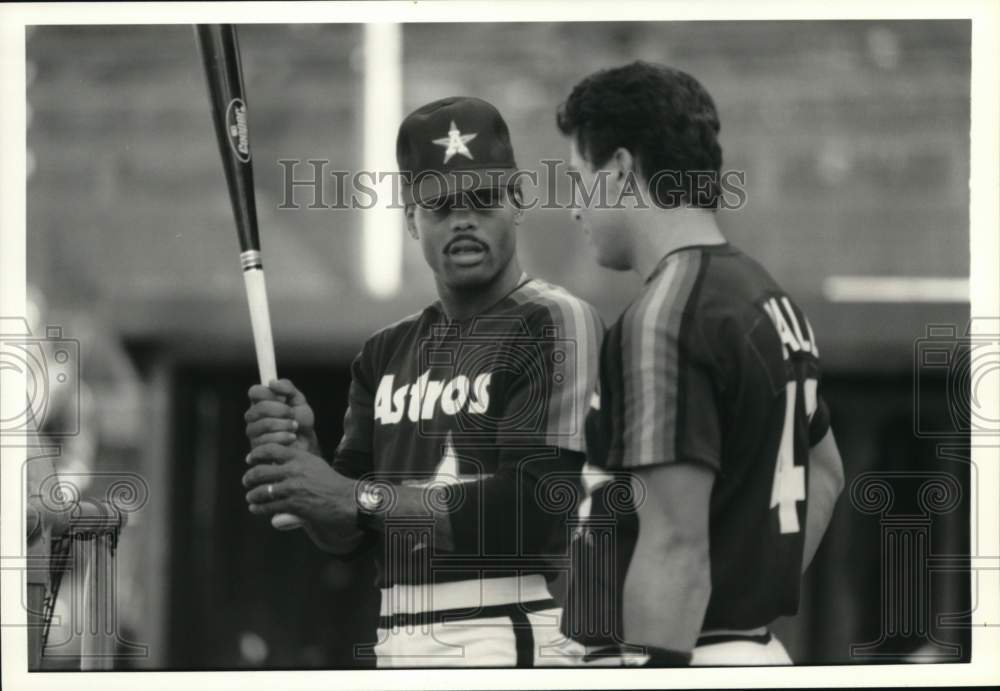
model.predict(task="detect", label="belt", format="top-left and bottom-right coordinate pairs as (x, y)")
top-left (377, 597), bottom-right (558, 629)
top-left (376, 595), bottom-right (559, 669)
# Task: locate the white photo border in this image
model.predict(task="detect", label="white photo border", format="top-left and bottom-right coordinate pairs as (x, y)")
top-left (1, 1), bottom-right (997, 689)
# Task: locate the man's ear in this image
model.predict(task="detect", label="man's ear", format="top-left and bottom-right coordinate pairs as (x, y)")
top-left (510, 187), bottom-right (525, 225)
top-left (611, 147), bottom-right (636, 181)
top-left (405, 205), bottom-right (419, 239)
top-left (609, 147), bottom-right (649, 207)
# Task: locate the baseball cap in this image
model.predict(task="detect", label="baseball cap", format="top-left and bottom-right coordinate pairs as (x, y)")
top-left (396, 96), bottom-right (518, 206)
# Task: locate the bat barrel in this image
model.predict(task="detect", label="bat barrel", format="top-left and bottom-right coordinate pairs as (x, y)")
top-left (194, 24), bottom-right (262, 253)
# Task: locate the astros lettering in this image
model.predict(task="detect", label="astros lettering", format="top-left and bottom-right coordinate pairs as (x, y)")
top-left (373, 371), bottom-right (493, 424)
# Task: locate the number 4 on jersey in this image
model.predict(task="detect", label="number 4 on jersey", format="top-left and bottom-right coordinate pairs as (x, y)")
top-left (770, 379), bottom-right (817, 534)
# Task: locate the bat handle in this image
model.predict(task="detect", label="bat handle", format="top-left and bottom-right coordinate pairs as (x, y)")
top-left (270, 513), bottom-right (305, 531)
top-left (242, 258), bottom-right (305, 532)
top-left (242, 255), bottom-right (278, 384)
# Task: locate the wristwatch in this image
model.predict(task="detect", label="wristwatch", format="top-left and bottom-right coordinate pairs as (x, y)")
top-left (355, 480), bottom-right (385, 532)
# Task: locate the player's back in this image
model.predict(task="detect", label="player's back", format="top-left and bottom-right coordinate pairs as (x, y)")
top-left (695, 243), bottom-right (828, 629)
top-left (591, 242), bottom-right (829, 631)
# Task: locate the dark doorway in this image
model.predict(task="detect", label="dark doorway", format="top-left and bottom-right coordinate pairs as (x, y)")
top-left (167, 363), bottom-right (379, 669)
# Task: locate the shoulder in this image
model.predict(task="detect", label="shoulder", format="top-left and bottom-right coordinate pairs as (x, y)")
top-left (512, 278), bottom-right (605, 339)
top-left (618, 247), bottom-right (754, 374)
top-left (692, 244), bottom-right (796, 344)
top-left (623, 248), bottom-right (707, 340)
top-left (701, 244), bottom-right (781, 300)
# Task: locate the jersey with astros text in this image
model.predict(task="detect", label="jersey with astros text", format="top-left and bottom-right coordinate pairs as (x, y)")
top-left (332, 275), bottom-right (603, 590)
top-left (587, 243), bottom-right (830, 631)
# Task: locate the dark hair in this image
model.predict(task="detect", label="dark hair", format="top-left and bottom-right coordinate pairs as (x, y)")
top-left (556, 61), bottom-right (723, 209)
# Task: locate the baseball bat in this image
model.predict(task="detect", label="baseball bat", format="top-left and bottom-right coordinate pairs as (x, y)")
top-left (195, 24), bottom-right (302, 531)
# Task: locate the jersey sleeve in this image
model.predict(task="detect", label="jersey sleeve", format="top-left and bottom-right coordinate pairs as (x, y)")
top-left (802, 334), bottom-right (831, 447)
top-left (617, 283), bottom-right (722, 472)
top-left (808, 391), bottom-right (831, 446)
top-left (499, 297), bottom-right (604, 453)
top-left (331, 339), bottom-right (376, 480)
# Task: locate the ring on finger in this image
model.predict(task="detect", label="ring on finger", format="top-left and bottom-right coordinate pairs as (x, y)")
top-left (267, 483), bottom-right (275, 499)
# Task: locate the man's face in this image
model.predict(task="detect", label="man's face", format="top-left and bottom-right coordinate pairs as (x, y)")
top-left (408, 187), bottom-right (520, 289)
top-left (568, 139), bottom-right (632, 271)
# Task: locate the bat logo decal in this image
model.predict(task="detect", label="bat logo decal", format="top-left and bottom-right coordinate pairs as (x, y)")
top-left (225, 98), bottom-right (251, 162)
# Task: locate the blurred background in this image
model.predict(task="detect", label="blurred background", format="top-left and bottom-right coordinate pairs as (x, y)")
top-left (25, 20), bottom-right (972, 668)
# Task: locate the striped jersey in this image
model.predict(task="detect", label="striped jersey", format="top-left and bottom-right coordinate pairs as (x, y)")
top-left (333, 274), bottom-right (603, 589)
top-left (587, 243), bottom-right (830, 630)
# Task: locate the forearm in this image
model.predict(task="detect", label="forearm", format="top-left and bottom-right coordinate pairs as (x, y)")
top-left (442, 450), bottom-right (581, 558)
top-left (623, 464), bottom-right (715, 654)
top-left (802, 468), bottom-right (840, 572)
top-left (373, 474), bottom-right (552, 556)
top-left (359, 449), bottom-right (582, 557)
top-left (802, 430), bottom-right (845, 573)
top-left (623, 533), bottom-right (711, 653)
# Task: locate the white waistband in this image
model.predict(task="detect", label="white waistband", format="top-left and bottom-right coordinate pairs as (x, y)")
top-left (379, 574), bottom-right (553, 616)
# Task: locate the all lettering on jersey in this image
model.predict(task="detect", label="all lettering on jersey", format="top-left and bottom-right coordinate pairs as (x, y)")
top-left (373, 370), bottom-right (493, 424)
top-left (761, 294), bottom-right (820, 534)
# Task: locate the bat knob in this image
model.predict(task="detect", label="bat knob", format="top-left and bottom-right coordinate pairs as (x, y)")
top-left (271, 513), bottom-right (305, 531)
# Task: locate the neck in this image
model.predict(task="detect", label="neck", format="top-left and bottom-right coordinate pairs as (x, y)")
top-left (631, 206), bottom-right (726, 282)
top-left (435, 257), bottom-right (524, 321)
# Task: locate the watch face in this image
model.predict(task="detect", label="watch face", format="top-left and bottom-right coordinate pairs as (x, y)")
top-left (358, 485), bottom-right (383, 513)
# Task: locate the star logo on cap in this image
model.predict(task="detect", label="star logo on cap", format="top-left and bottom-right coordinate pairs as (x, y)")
top-left (432, 121), bottom-right (477, 164)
